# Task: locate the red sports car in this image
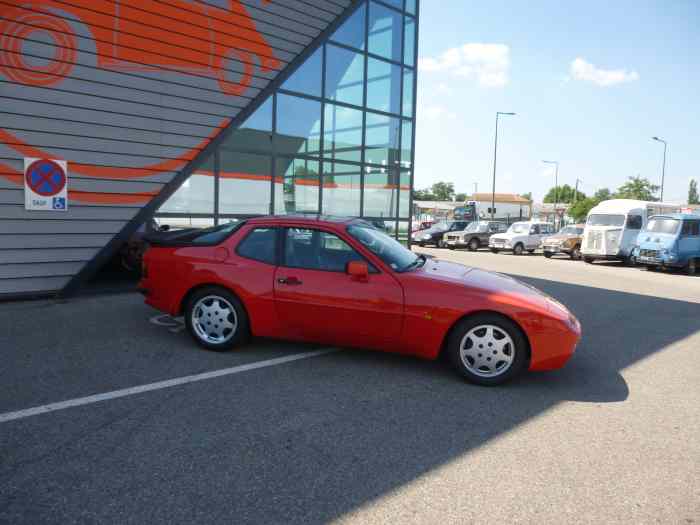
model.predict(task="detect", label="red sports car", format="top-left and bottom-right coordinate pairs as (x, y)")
top-left (139, 216), bottom-right (581, 385)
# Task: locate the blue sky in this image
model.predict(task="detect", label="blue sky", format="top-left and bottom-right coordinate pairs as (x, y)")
top-left (413, 0), bottom-right (699, 203)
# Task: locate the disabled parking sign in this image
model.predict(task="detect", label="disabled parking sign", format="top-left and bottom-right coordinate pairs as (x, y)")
top-left (24, 158), bottom-right (68, 211)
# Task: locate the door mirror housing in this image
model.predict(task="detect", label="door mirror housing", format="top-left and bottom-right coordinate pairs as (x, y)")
top-left (347, 261), bottom-right (369, 280)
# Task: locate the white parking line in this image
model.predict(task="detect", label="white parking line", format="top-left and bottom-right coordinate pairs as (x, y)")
top-left (0, 349), bottom-right (338, 424)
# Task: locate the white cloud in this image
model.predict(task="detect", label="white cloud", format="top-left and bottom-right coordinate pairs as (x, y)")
top-left (418, 43), bottom-right (511, 88)
top-left (418, 104), bottom-right (457, 121)
top-left (569, 57), bottom-right (639, 87)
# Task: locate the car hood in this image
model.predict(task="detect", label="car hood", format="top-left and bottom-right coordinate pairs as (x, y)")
top-left (545, 233), bottom-right (578, 242)
top-left (413, 259), bottom-right (554, 313)
top-left (491, 233), bottom-right (519, 241)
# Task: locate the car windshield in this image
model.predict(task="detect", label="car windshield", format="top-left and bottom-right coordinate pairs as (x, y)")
top-left (559, 227), bottom-right (583, 235)
top-left (645, 217), bottom-right (680, 234)
top-left (348, 225), bottom-right (423, 272)
top-left (587, 214), bottom-right (625, 227)
top-left (508, 222), bottom-right (529, 234)
top-left (431, 222), bottom-right (450, 232)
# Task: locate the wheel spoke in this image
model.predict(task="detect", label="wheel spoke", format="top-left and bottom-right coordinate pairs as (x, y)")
top-left (459, 324), bottom-right (516, 378)
top-left (191, 295), bottom-right (238, 344)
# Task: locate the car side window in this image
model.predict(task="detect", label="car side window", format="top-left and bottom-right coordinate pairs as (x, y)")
top-left (627, 215), bottom-right (643, 230)
top-left (530, 225), bottom-right (540, 235)
top-left (236, 227), bottom-right (277, 265)
top-left (682, 220), bottom-right (700, 236)
top-left (284, 228), bottom-right (375, 273)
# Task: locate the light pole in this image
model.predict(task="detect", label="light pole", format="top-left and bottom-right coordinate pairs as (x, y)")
top-left (491, 112), bottom-right (516, 220)
top-left (542, 160), bottom-right (559, 228)
top-left (652, 137), bottom-right (667, 202)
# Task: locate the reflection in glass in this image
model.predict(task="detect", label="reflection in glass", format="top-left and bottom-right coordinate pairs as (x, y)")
top-left (329, 3), bottom-right (366, 50)
top-left (406, 0), bottom-right (416, 16)
top-left (275, 157), bottom-right (320, 214)
top-left (403, 16), bottom-right (415, 66)
top-left (367, 57), bottom-right (401, 114)
top-left (322, 162), bottom-right (361, 217)
top-left (275, 94), bottom-right (321, 157)
top-left (324, 104), bottom-right (363, 163)
top-left (220, 98), bottom-right (272, 152)
top-left (368, 2), bottom-right (402, 63)
top-left (363, 167), bottom-right (399, 218)
top-left (399, 170), bottom-right (411, 218)
top-left (401, 120), bottom-right (413, 169)
top-left (325, 44), bottom-right (365, 107)
top-left (365, 112), bottom-right (400, 166)
top-left (402, 68), bottom-right (414, 117)
top-left (281, 47), bottom-right (322, 97)
top-left (218, 151), bottom-right (271, 214)
top-left (159, 153), bottom-right (214, 214)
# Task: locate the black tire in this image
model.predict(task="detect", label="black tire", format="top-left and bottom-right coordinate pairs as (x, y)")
top-left (527, 249), bottom-right (535, 254)
top-left (184, 286), bottom-right (249, 352)
top-left (418, 242), bottom-right (425, 247)
top-left (447, 314), bottom-right (529, 386)
top-left (490, 248), bottom-right (499, 254)
top-left (513, 243), bottom-right (524, 256)
top-left (448, 246), bottom-right (455, 250)
top-left (583, 256), bottom-right (594, 264)
top-left (468, 238), bottom-right (480, 251)
top-left (687, 258), bottom-right (697, 276)
top-left (570, 245), bottom-right (581, 260)
top-left (544, 252), bottom-right (553, 259)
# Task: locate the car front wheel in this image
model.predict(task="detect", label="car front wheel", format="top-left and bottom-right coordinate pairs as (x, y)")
top-left (185, 286), bottom-right (249, 351)
top-left (490, 248), bottom-right (499, 254)
top-left (468, 238), bottom-right (480, 251)
top-left (447, 314), bottom-right (529, 386)
top-left (570, 245), bottom-right (581, 260)
top-left (513, 243), bottom-right (524, 256)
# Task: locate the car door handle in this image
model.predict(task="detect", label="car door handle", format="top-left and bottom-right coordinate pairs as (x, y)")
top-left (278, 277), bottom-right (302, 286)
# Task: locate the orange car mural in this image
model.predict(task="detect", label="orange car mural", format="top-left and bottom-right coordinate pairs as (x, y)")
top-left (0, 0), bottom-right (282, 205)
top-left (0, 0), bottom-right (281, 95)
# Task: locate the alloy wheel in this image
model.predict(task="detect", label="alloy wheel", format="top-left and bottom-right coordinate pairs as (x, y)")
top-left (459, 325), bottom-right (515, 378)
top-left (191, 295), bottom-right (238, 345)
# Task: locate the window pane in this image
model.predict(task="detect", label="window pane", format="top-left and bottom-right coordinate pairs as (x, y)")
top-left (401, 120), bottom-right (413, 169)
top-left (275, 157), bottom-right (320, 214)
top-left (329, 3), bottom-right (365, 50)
top-left (399, 170), bottom-right (411, 218)
top-left (403, 16), bottom-right (415, 66)
top-left (159, 153), bottom-right (214, 214)
top-left (402, 68), bottom-right (414, 117)
top-left (363, 166), bottom-right (399, 218)
top-left (221, 98), bottom-right (272, 152)
top-left (378, 0), bottom-right (403, 11)
top-left (219, 151), bottom-right (271, 214)
top-left (318, 231), bottom-right (366, 272)
top-left (284, 228), bottom-right (367, 272)
top-left (324, 104), bottom-right (363, 163)
top-left (367, 57), bottom-right (401, 114)
top-left (154, 217), bottom-right (215, 229)
top-left (406, 0), bottom-right (416, 16)
top-left (365, 112), bottom-right (400, 166)
top-left (397, 220), bottom-right (410, 244)
top-left (368, 2), bottom-right (402, 63)
top-left (322, 162), bottom-right (361, 217)
top-left (275, 94), bottom-right (321, 157)
top-left (237, 227), bottom-right (277, 265)
top-left (281, 47), bottom-right (322, 97)
top-left (325, 44), bottom-right (365, 107)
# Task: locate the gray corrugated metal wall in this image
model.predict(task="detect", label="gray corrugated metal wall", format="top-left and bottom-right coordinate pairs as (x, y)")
top-left (0, 0), bottom-right (350, 296)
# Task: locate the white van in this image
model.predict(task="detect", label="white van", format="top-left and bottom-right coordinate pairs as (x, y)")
top-left (581, 199), bottom-right (681, 263)
top-left (488, 221), bottom-right (554, 255)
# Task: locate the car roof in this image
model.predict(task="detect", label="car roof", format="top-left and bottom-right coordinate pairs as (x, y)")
top-left (247, 214), bottom-right (360, 227)
top-left (649, 213), bottom-right (700, 221)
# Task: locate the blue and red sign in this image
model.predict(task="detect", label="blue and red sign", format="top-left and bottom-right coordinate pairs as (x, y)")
top-left (24, 158), bottom-right (68, 211)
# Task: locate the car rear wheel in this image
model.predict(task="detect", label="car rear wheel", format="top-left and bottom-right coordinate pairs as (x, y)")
top-left (544, 252), bottom-right (553, 258)
top-left (583, 256), bottom-right (594, 264)
top-left (185, 287), bottom-right (249, 351)
top-left (447, 314), bottom-right (528, 386)
top-left (570, 245), bottom-right (581, 260)
top-left (687, 258), bottom-right (697, 276)
top-left (490, 248), bottom-right (499, 254)
top-left (513, 243), bottom-right (524, 256)
top-left (468, 238), bottom-right (480, 251)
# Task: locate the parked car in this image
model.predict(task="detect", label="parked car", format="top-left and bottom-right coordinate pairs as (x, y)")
top-left (444, 221), bottom-right (508, 251)
top-left (632, 214), bottom-right (700, 274)
top-left (411, 220), bottom-right (434, 233)
top-left (140, 216), bottom-right (580, 386)
top-left (488, 221), bottom-right (554, 255)
top-left (581, 199), bottom-right (680, 264)
top-left (541, 224), bottom-right (585, 260)
top-left (412, 220), bottom-right (470, 247)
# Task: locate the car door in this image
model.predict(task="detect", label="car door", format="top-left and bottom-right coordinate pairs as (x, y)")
top-left (528, 224), bottom-right (541, 248)
top-left (273, 227), bottom-right (404, 348)
top-left (679, 220), bottom-right (700, 263)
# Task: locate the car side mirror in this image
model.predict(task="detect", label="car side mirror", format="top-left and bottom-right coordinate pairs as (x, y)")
top-left (347, 261), bottom-right (369, 281)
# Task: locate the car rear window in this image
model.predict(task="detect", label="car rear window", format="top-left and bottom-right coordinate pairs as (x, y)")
top-left (237, 227), bottom-right (277, 265)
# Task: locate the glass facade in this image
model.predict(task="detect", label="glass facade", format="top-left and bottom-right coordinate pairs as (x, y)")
top-left (157, 0), bottom-right (418, 243)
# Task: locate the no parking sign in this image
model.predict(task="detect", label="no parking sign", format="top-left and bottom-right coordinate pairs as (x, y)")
top-left (24, 158), bottom-right (68, 211)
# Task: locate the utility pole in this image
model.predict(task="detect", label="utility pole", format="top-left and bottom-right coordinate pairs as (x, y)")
top-left (574, 178), bottom-right (581, 204)
top-left (652, 137), bottom-right (667, 202)
top-left (491, 112), bottom-right (516, 220)
top-left (473, 182), bottom-right (478, 197)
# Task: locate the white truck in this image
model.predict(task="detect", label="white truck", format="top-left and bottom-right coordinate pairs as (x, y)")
top-left (581, 199), bottom-right (681, 264)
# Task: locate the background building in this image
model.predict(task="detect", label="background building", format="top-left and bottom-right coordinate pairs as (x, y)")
top-left (0, 0), bottom-right (419, 298)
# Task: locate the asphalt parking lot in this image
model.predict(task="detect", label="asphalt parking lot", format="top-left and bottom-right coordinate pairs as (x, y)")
top-left (1, 249), bottom-right (699, 524)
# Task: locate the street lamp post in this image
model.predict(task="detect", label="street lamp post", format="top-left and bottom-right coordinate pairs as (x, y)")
top-left (491, 112), bottom-right (516, 220)
top-left (542, 160), bottom-right (559, 228)
top-left (652, 137), bottom-right (667, 202)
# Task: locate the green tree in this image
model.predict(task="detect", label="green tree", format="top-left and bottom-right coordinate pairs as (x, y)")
top-left (594, 188), bottom-right (612, 202)
top-left (689, 179), bottom-right (699, 205)
top-left (412, 188), bottom-right (435, 201)
top-left (568, 197), bottom-right (598, 222)
top-left (615, 176), bottom-right (659, 201)
top-left (455, 193), bottom-right (468, 202)
top-left (431, 181), bottom-right (455, 201)
top-left (543, 184), bottom-right (586, 204)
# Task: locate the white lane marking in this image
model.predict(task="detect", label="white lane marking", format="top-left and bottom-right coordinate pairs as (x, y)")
top-left (0, 349), bottom-right (337, 424)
